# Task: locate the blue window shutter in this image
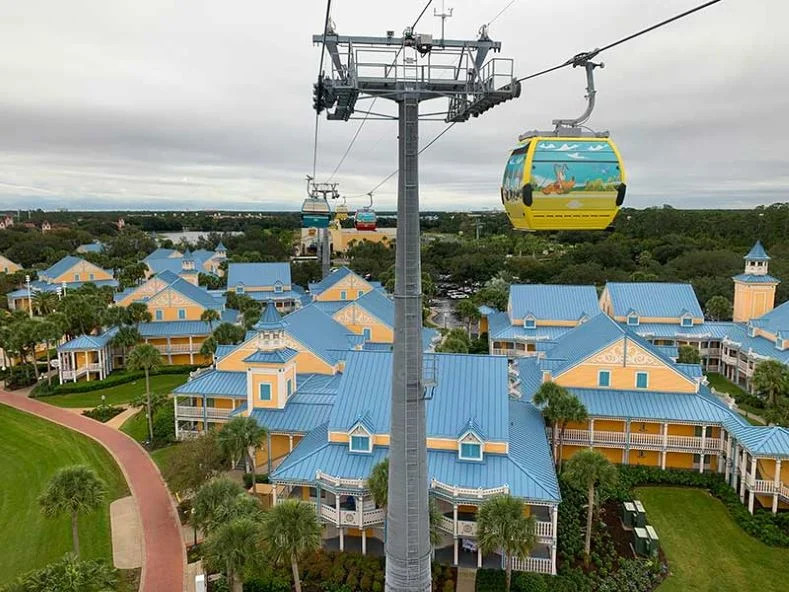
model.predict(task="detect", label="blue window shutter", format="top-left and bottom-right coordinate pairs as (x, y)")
top-left (155, 310), bottom-right (163, 321)
top-left (259, 383), bottom-right (272, 401)
top-left (636, 372), bottom-right (648, 389)
top-left (598, 371), bottom-right (610, 387)
top-left (341, 290), bottom-right (347, 300)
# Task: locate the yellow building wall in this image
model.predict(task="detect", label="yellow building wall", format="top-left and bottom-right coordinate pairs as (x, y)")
top-left (756, 458), bottom-right (789, 483)
top-left (146, 289), bottom-right (206, 321)
top-left (342, 318), bottom-right (393, 342)
top-left (630, 421), bottom-right (661, 435)
top-left (554, 340), bottom-right (696, 393)
top-left (249, 364), bottom-right (296, 410)
top-left (667, 424), bottom-right (696, 437)
top-left (511, 318), bottom-right (577, 327)
top-left (0, 256), bottom-right (21, 274)
top-left (315, 273), bottom-right (373, 302)
top-left (480, 317), bottom-right (489, 334)
top-left (630, 450), bottom-right (660, 467)
top-left (665, 451), bottom-right (694, 469)
top-left (216, 335), bottom-right (336, 375)
top-left (53, 260), bottom-right (112, 283)
top-left (594, 420), bottom-right (626, 432)
top-left (733, 281), bottom-right (777, 322)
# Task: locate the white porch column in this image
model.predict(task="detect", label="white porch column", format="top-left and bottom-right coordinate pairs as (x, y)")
top-left (339, 527), bottom-right (345, 551)
top-left (453, 538), bottom-right (458, 566)
top-left (477, 547), bottom-right (482, 568)
top-left (733, 443), bottom-right (740, 489)
top-left (362, 529), bottom-right (367, 555)
top-left (589, 418), bottom-right (595, 445)
top-left (773, 459), bottom-right (782, 514)
top-left (166, 336), bottom-right (172, 364)
top-left (739, 448), bottom-right (746, 502)
top-left (453, 504), bottom-right (458, 537)
top-left (661, 450), bottom-right (667, 470)
top-left (173, 397), bottom-right (179, 440)
top-left (698, 453), bottom-right (705, 474)
top-left (701, 424), bottom-right (707, 451)
top-left (58, 351), bottom-right (64, 384)
top-left (289, 434), bottom-right (294, 452)
top-left (336, 492), bottom-right (341, 527)
top-left (357, 495), bottom-right (363, 536)
top-left (748, 456), bottom-right (757, 514)
top-left (550, 543), bottom-right (557, 576)
top-left (724, 435), bottom-right (732, 482)
top-left (272, 484), bottom-right (278, 506)
top-left (70, 351), bottom-right (76, 382)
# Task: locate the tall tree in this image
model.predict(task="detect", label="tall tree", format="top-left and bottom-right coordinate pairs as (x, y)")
top-left (368, 459), bottom-right (389, 541)
top-left (213, 322), bottom-right (246, 345)
top-left (38, 466), bottom-right (108, 557)
top-left (704, 295), bottom-right (733, 321)
top-left (204, 518), bottom-right (263, 592)
top-left (126, 343), bottom-right (162, 443)
top-left (456, 299), bottom-right (481, 337)
top-left (563, 449), bottom-right (618, 567)
top-left (13, 319), bottom-right (42, 382)
top-left (752, 360), bottom-right (789, 408)
top-left (37, 319), bottom-right (63, 386)
top-left (126, 302), bottom-right (152, 329)
top-left (476, 495), bottom-right (537, 592)
top-left (200, 309), bottom-right (221, 332)
top-left (261, 500), bottom-right (321, 592)
top-left (110, 326), bottom-right (141, 367)
top-left (192, 478), bottom-right (246, 538)
top-left (163, 432), bottom-right (228, 496)
top-left (218, 416), bottom-right (267, 487)
top-left (533, 382), bottom-right (588, 471)
top-left (32, 291), bottom-right (58, 316)
top-left (677, 345), bottom-right (701, 365)
top-left (102, 306), bottom-right (131, 328)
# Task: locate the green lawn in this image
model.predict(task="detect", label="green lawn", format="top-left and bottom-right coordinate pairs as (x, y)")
top-left (42, 374), bottom-right (188, 408)
top-left (151, 444), bottom-right (181, 480)
top-left (120, 409), bottom-right (149, 442)
top-left (636, 487), bottom-right (789, 592)
top-left (0, 405), bottom-right (129, 584)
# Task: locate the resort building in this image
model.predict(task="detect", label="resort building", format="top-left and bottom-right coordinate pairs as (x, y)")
top-left (56, 327), bottom-right (118, 383)
top-left (6, 255), bottom-right (118, 311)
top-left (115, 270), bottom-right (238, 365)
top-left (0, 254), bottom-right (21, 274)
top-left (144, 244), bottom-right (227, 277)
top-left (227, 262), bottom-right (306, 312)
top-left (308, 266), bottom-right (383, 303)
top-left (298, 227), bottom-right (396, 256)
top-left (482, 284), bottom-right (601, 357)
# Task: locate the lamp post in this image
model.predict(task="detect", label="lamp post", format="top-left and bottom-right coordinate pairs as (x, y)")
top-left (25, 274), bottom-right (33, 318)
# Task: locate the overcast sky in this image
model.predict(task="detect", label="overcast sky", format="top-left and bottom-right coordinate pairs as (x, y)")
top-left (0, 1), bottom-right (784, 212)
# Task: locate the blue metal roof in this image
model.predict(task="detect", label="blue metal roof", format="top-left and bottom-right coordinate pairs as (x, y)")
top-left (58, 327), bottom-right (119, 351)
top-left (145, 248), bottom-right (180, 262)
top-left (507, 401), bottom-right (561, 502)
top-left (732, 273), bottom-right (780, 284)
top-left (308, 266), bottom-right (370, 296)
top-left (173, 370), bottom-right (248, 398)
top-left (138, 320), bottom-right (212, 337)
top-left (245, 290), bottom-right (303, 302)
top-left (282, 304), bottom-right (354, 365)
top-left (754, 301), bottom-right (789, 335)
top-left (244, 348), bottom-right (299, 364)
top-left (157, 275), bottom-right (223, 310)
top-left (508, 284), bottom-right (601, 322)
top-left (146, 258), bottom-right (184, 276)
top-left (541, 313), bottom-right (623, 367)
top-left (221, 309), bottom-right (239, 324)
top-left (478, 305), bottom-right (497, 316)
top-left (329, 351), bottom-right (510, 441)
top-left (77, 242), bottom-right (104, 253)
top-left (312, 301), bottom-right (349, 316)
top-left (627, 321), bottom-right (735, 340)
top-left (744, 241), bottom-right (770, 261)
top-left (41, 256), bottom-right (87, 279)
top-left (488, 311), bottom-right (573, 342)
top-left (227, 263), bottom-right (291, 289)
top-left (605, 282), bottom-right (703, 319)
top-left (215, 344), bottom-right (235, 360)
top-left (676, 363), bottom-right (703, 378)
top-left (355, 290), bottom-right (394, 326)
top-left (734, 426), bottom-right (789, 458)
top-left (255, 303), bottom-right (286, 330)
top-left (248, 373), bottom-right (343, 433)
top-left (723, 324), bottom-right (789, 364)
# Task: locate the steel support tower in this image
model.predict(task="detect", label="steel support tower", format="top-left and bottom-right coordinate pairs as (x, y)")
top-left (313, 26), bottom-right (519, 591)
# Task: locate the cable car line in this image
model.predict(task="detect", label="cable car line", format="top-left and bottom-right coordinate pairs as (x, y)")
top-left (411, 0), bottom-right (434, 31)
top-left (516, 0), bottom-right (722, 83)
top-left (488, 0), bottom-right (519, 27)
top-left (311, 0), bottom-right (333, 179)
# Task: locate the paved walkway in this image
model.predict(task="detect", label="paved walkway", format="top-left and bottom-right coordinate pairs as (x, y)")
top-left (0, 391), bottom-right (185, 592)
top-left (456, 567), bottom-right (477, 592)
top-left (111, 496), bottom-right (143, 569)
top-left (106, 405), bottom-right (140, 429)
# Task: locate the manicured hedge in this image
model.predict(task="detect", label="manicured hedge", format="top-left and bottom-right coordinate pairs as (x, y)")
top-left (614, 466), bottom-right (789, 547)
top-left (32, 365), bottom-right (201, 396)
top-left (82, 404), bottom-right (125, 422)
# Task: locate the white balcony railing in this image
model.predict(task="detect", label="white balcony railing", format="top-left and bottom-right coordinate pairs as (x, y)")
top-left (152, 343), bottom-right (201, 354)
top-left (176, 405), bottom-right (233, 419)
top-left (534, 520), bottom-right (553, 539)
top-left (320, 504), bottom-right (338, 523)
top-left (363, 508), bottom-right (386, 525)
top-left (339, 509), bottom-right (360, 527)
top-left (430, 478), bottom-right (509, 499)
top-left (511, 557), bottom-right (552, 574)
top-left (752, 480), bottom-right (789, 499)
top-left (456, 519), bottom-right (478, 537)
top-left (558, 428), bottom-right (720, 451)
top-left (438, 516), bottom-right (455, 534)
top-left (315, 470), bottom-right (366, 489)
top-left (317, 503), bottom-right (384, 527)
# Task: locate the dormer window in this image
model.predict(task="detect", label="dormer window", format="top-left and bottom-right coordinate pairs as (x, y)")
top-left (274, 281), bottom-right (283, 294)
top-left (237, 284), bottom-right (245, 295)
top-left (458, 432), bottom-right (483, 461)
top-left (777, 338), bottom-right (785, 351)
top-left (524, 316), bottom-right (536, 329)
top-left (748, 325), bottom-right (756, 338)
top-left (681, 316), bottom-right (693, 328)
top-left (627, 313), bottom-right (639, 326)
top-left (349, 425), bottom-right (372, 453)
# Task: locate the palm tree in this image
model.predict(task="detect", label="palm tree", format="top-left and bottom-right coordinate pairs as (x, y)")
top-left (752, 360), bottom-right (789, 408)
top-left (200, 336), bottom-right (218, 357)
top-left (102, 306), bottom-right (131, 328)
top-left (204, 518), bottom-right (263, 592)
top-left (38, 319), bottom-right (63, 386)
top-left (39, 466), bottom-right (108, 557)
top-left (192, 478), bottom-right (246, 537)
top-left (261, 500), bottom-right (321, 592)
top-left (218, 416), bottom-right (268, 487)
top-left (705, 295), bottom-right (732, 321)
top-left (476, 495), bottom-right (537, 592)
top-left (201, 309), bottom-right (221, 332)
top-left (563, 449), bottom-right (618, 567)
top-left (110, 326), bottom-right (141, 367)
top-left (33, 291), bottom-right (58, 316)
top-left (126, 343), bottom-right (162, 443)
top-left (368, 458), bottom-right (388, 540)
top-left (126, 302), bottom-right (152, 329)
top-left (456, 298), bottom-right (481, 337)
top-left (533, 382), bottom-right (588, 471)
top-left (5, 553), bottom-right (117, 591)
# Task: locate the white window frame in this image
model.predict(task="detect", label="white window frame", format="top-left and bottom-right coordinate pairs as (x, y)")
top-left (274, 281), bottom-right (283, 294)
top-left (340, 290), bottom-right (347, 300)
top-left (349, 424), bottom-right (372, 453)
top-left (458, 431), bottom-right (483, 461)
top-left (178, 308), bottom-right (186, 320)
top-left (362, 327), bottom-right (372, 340)
top-left (635, 371), bottom-right (649, 389)
top-left (74, 273), bottom-right (81, 282)
top-left (681, 316), bottom-right (693, 327)
top-left (258, 383), bottom-right (272, 401)
top-left (155, 309), bottom-right (163, 321)
top-left (627, 313), bottom-right (639, 326)
top-left (598, 369), bottom-right (611, 388)
top-left (524, 316), bottom-right (536, 329)
top-left (237, 285), bottom-right (245, 294)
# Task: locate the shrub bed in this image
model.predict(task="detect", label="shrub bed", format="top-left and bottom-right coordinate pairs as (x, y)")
top-left (612, 466), bottom-right (789, 546)
top-left (82, 404), bottom-right (125, 422)
top-left (4, 364), bottom-right (46, 390)
top-left (242, 473), bottom-right (270, 489)
top-left (32, 365), bottom-right (200, 396)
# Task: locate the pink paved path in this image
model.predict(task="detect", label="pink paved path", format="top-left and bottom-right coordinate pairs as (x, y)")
top-left (0, 391), bottom-right (185, 592)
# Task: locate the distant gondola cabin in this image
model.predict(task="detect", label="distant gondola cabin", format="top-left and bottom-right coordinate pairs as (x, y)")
top-left (354, 208), bottom-right (377, 231)
top-left (301, 198), bottom-right (331, 229)
top-left (502, 137), bottom-right (626, 231)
